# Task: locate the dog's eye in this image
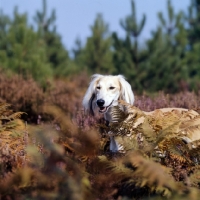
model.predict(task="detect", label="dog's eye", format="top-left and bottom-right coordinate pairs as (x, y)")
top-left (109, 86), bottom-right (115, 90)
top-left (96, 86), bottom-right (101, 90)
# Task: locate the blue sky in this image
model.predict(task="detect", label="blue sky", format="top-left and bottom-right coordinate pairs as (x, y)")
top-left (1, 0), bottom-right (190, 51)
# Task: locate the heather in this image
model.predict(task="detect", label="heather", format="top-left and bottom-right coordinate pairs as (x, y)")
top-left (1, 72), bottom-right (200, 123)
top-left (135, 91), bottom-right (200, 112)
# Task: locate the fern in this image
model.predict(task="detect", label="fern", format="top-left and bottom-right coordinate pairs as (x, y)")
top-left (0, 103), bottom-right (10, 113)
top-left (1, 101), bottom-right (200, 199)
top-left (0, 103), bottom-right (27, 172)
top-left (100, 102), bottom-right (200, 198)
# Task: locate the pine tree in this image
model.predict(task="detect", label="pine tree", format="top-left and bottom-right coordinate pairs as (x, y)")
top-left (112, 0), bottom-right (147, 91)
top-left (80, 14), bottom-right (114, 74)
top-left (183, 0), bottom-right (200, 90)
top-left (185, 42), bottom-right (200, 91)
top-left (120, 0), bottom-right (146, 69)
top-left (0, 8), bottom-right (52, 86)
top-left (0, 10), bottom-right (10, 55)
top-left (72, 38), bottom-right (83, 60)
top-left (186, 0), bottom-right (200, 47)
top-left (34, 0), bottom-right (70, 77)
top-left (143, 0), bottom-right (189, 93)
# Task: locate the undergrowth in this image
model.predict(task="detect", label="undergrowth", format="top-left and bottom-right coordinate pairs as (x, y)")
top-left (1, 72), bottom-right (200, 123)
top-left (1, 101), bottom-right (200, 199)
top-left (1, 74), bottom-right (200, 199)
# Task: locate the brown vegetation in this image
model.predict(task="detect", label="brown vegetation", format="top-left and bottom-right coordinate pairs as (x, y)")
top-left (1, 73), bottom-right (200, 199)
top-left (0, 72), bottom-right (88, 123)
top-left (1, 72), bottom-right (200, 124)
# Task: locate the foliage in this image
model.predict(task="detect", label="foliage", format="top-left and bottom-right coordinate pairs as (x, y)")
top-left (0, 103), bottom-right (26, 174)
top-left (1, 98), bottom-right (200, 199)
top-left (0, 8), bottom-right (53, 86)
top-left (112, 0), bottom-right (147, 91)
top-left (0, 71), bottom-right (90, 124)
top-left (2, 1), bottom-right (200, 198)
top-left (141, 1), bottom-right (189, 93)
top-left (1, 70), bottom-right (200, 122)
top-left (1, 73), bottom-right (200, 199)
top-left (0, 72), bottom-right (45, 123)
top-left (78, 14), bottom-right (115, 74)
top-left (134, 90), bottom-right (200, 112)
top-left (1, 0), bottom-right (200, 93)
top-left (99, 101), bottom-right (200, 199)
top-left (120, 0), bottom-right (146, 38)
top-left (34, 0), bottom-right (71, 77)
top-left (186, 0), bottom-right (200, 47)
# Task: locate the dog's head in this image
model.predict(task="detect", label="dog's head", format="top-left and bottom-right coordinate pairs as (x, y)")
top-left (82, 74), bottom-right (134, 115)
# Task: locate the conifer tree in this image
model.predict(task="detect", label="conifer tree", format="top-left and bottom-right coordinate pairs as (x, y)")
top-left (184, 42), bottom-right (200, 91)
top-left (183, 0), bottom-right (200, 90)
top-left (112, 0), bottom-right (147, 91)
top-left (34, 0), bottom-right (70, 77)
top-left (72, 38), bottom-right (83, 60)
top-left (0, 8), bottom-right (52, 86)
top-left (143, 0), bottom-right (188, 92)
top-left (120, 0), bottom-right (146, 69)
top-left (80, 14), bottom-right (114, 74)
top-left (0, 10), bottom-right (10, 55)
top-left (186, 0), bottom-right (200, 46)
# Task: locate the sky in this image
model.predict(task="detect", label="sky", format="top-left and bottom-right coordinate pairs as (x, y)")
top-left (1, 0), bottom-right (190, 51)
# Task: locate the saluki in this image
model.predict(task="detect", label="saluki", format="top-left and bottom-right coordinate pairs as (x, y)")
top-left (82, 74), bottom-right (200, 152)
top-left (82, 74), bottom-right (134, 152)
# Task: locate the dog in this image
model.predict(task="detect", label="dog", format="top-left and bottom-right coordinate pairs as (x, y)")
top-left (82, 74), bottom-right (134, 120)
top-left (82, 74), bottom-right (134, 152)
top-left (83, 74), bottom-right (200, 152)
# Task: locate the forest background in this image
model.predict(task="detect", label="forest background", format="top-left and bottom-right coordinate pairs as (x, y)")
top-left (1, 0), bottom-right (200, 95)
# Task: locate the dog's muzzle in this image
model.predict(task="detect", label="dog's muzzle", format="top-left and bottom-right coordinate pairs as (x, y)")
top-left (97, 99), bottom-right (113, 113)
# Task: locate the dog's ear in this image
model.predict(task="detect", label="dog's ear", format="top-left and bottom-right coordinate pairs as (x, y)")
top-left (82, 74), bottom-right (103, 115)
top-left (118, 75), bottom-right (134, 105)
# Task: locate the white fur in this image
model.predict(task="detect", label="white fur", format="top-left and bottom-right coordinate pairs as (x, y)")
top-left (82, 74), bottom-right (134, 152)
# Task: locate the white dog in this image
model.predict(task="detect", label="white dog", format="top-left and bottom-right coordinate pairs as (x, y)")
top-left (82, 74), bottom-right (134, 152)
top-left (83, 74), bottom-right (200, 153)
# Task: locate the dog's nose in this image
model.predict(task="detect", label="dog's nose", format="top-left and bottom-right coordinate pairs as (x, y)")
top-left (97, 99), bottom-right (105, 107)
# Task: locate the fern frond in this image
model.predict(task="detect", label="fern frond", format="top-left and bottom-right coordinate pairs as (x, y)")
top-left (7, 112), bottom-right (25, 120)
top-left (0, 119), bottom-right (22, 132)
top-left (180, 115), bottom-right (200, 129)
top-left (125, 151), bottom-right (178, 194)
top-left (150, 109), bottom-right (180, 132)
top-left (154, 121), bottom-right (181, 147)
top-left (139, 116), bottom-right (157, 143)
top-left (119, 100), bottom-right (144, 115)
top-left (97, 155), bottom-right (133, 180)
top-left (0, 103), bottom-right (10, 113)
top-left (110, 106), bottom-right (127, 123)
top-left (189, 166), bottom-right (200, 187)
